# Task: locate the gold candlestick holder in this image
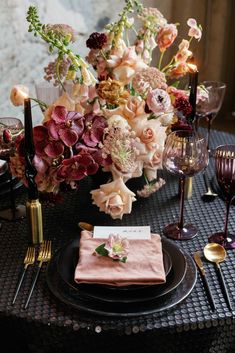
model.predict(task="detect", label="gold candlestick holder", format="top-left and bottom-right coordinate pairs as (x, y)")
top-left (26, 199), bottom-right (44, 245)
top-left (178, 177), bottom-right (193, 200)
top-left (185, 177), bottom-right (193, 199)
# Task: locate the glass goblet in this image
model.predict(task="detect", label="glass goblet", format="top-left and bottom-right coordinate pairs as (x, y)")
top-left (35, 80), bottom-right (61, 112)
top-left (162, 130), bottom-right (209, 240)
top-left (196, 81), bottom-right (226, 151)
top-left (208, 145), bottom-right (235, 249)
top-left (0, 117), bottom-right (26, 221)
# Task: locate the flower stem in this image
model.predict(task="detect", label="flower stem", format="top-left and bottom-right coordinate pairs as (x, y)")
top-left (158, 51), bottom-right (165, 70)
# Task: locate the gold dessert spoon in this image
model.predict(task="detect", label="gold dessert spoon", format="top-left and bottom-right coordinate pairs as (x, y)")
top-left (203, 243), bottom-right (232, 310)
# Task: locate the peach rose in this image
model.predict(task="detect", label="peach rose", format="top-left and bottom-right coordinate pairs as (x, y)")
top-left (107, 46), bottom-right (147, 85)
top-left (90, 177), bottom-right (136, 219)
top-left (122, 96), bottom-right (146, 121)
top-left (132, 116), bottom-right (167, 151)
top-left (10, 85), bottom-right (29, 106)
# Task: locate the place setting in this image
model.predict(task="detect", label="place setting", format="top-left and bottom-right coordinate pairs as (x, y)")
top-left (46, 225), bottom-right (197, 317)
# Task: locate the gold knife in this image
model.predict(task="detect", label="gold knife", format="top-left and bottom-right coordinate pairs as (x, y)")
top-left (193, 251), bottom-right (216, 311)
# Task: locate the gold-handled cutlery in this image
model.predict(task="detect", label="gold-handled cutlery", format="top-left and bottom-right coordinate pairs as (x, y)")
top-left (193, 251), bottom-right (216, 311)
top-left (78, 222), bottom-right (94, 232)
top-left (201, 172), bottom-right (218, 202)
top-left (12, 247), bottom-right (36, 304)
top-left (204, 243), bottom-right (232, 311)
top-left (24, 240), bottom-right (52, 309)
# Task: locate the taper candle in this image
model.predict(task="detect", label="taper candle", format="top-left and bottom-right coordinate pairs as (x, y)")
top-left (24, 98), bottom-right (35, 160)
top-left (188, 63), bottom-right (198, 124)
top-left (24, 97), bottom-right (44, 244)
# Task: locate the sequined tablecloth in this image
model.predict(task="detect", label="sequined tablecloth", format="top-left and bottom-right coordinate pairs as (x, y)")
top-left (1, 129), bottom-right (235, 353)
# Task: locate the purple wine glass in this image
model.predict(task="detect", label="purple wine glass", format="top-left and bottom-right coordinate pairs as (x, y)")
top-left (162, 130), bottom-right (209, 240)
top-left (208, 145), bottom-right (235, 249)
top-left (196, 81), bottom-right (226, 151)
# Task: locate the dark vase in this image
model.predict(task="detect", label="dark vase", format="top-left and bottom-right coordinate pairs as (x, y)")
top-left (90, 168), bottom-right (112, 188)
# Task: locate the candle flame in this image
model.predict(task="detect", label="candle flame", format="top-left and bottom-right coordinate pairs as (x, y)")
top-left (187, 63), bottom-right (198, 73)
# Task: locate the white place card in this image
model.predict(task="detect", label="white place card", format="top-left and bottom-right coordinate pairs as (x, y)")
top-left (93, 226), bottom-right (151, 239)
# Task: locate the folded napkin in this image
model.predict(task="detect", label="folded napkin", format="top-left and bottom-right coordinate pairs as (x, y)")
top-left (74, 230), bottom-right (166, 286)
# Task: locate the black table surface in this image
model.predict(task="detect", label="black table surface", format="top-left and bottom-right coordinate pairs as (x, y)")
top-left (1, 129), bottom-right (235, 353)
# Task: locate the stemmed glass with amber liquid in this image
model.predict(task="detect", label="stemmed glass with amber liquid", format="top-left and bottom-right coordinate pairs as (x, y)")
top-left (0, 117), bottom-right (26, 221)
top-left (208, 145), bottom-right (235, 249)
top-left (162, 130), bottom-right (209, 240)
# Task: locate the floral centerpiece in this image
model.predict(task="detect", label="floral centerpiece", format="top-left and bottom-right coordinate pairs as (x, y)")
top-left (9, 0), bottom-right (205, 219)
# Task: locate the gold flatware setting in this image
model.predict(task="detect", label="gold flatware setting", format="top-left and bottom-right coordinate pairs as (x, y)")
top-left (24, 240), bottom-right (52, 309)
top-left (193, 250), bottom-right (216, 311)
top-left (203, 243), bottom-right (232, 311)
top-left (12, 246), bottom-right (36, 305)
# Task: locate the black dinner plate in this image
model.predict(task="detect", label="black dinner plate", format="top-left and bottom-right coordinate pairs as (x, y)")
top-left (57, 236), bottom-right (172, 292)
top-left (52, 237), bottom-right (186, 304)
top-left (46, 238), bottom-right (196, 317)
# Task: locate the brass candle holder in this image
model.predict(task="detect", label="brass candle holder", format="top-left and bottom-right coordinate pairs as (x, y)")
top-left (24, 98), bottom-right (44, 245)
top-left (26, 199), bottom-right (43, 244)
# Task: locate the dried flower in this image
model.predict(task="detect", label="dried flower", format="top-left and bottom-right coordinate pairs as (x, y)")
top-left (45, 24), bottom-right (77, 43)
top-left (132, 67), bottom-right (167, 96)
top-left (97, 78), bottom-right (129, 105)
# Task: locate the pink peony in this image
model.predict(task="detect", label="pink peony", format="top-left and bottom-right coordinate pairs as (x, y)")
top-left (146, 88), bottom-right (172, 114)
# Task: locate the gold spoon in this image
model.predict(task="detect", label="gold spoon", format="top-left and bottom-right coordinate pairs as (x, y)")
top-left (201, 172), bottom-right (218, 202)
top-left (203, 243), bottom-right (232, 310)
top-left (78, 222), bottom-right (94, 232)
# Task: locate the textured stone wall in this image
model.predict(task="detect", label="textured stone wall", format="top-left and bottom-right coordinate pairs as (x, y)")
top-left (0, 0), bottom-right (231, 125)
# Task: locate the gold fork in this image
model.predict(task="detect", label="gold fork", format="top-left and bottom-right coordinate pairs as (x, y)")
top-left (12, 247), bottom-right (36, 304)
top-left (24, 240), bottom-right (52, 309)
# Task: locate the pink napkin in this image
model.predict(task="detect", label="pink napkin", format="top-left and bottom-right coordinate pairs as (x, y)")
top-left (74, 230), bottom-right (166, 286)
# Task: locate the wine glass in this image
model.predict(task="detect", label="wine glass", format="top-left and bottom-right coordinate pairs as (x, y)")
top-left (208, 145), bottom-right (235, 249)
top-left (0, 117), bottom-right (26, 221)
top-left (196, 81), bottom-right (226, 151)
top-left (162, 130), bottom-right (209, 240)
top-left (35, 80), bottom-right (61, 111)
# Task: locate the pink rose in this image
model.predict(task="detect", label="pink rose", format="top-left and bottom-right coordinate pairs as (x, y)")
top-left (10, 85), bottom-right (29, 106)
top-left (157, 24), bottom-right (178, 52)
top-left (91, 177), bottom-right (136, 219)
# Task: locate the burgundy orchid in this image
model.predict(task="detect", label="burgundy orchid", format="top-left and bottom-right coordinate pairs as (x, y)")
top-left (46, 106), bottom-right (84, 147)
top-left (33, 125), bottom-right (64, 158)
top-left (56, 151), bottom-right (99, 181)
top-left (82, 113), bottom-right (107, 147)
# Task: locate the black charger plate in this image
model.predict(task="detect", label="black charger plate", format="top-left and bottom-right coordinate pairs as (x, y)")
top-left (46, 238), bottom-right (197, 316)
top-left (55, 237), bottom-right (183, 304)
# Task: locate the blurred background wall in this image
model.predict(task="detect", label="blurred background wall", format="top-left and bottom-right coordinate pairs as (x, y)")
top-left (0, 0), bottom-right (234, 129)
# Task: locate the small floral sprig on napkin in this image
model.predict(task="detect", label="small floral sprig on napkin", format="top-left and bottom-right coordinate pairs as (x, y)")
top-left (94, 234), bottom-right (129, 263)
